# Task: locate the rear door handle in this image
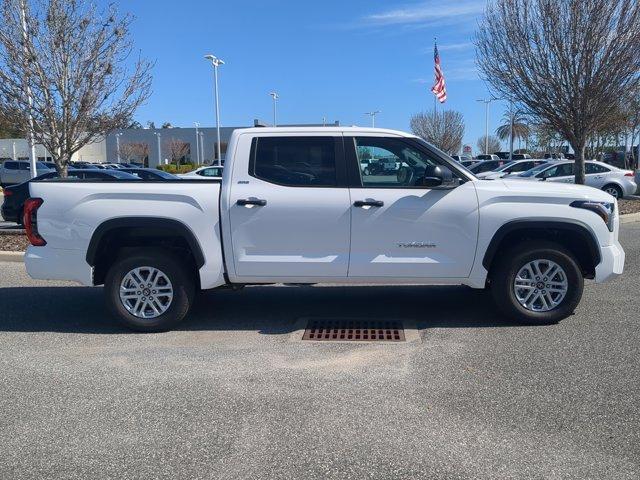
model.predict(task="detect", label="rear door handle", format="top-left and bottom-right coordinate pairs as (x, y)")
top-left (237, 198), bottom-right (267, 206)
top-left (354, 200), bottom-right (384, 208)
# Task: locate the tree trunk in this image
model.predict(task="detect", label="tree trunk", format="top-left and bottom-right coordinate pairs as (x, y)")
top-left (55, 158), bottom-right (69, 178)
top-left (573, 142), bottom-right (587, 184)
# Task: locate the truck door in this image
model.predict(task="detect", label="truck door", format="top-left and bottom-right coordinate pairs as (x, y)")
top-left (227, 134), bottom-right (351, 280)
top-left (346, 136), bottom-right (479, 279)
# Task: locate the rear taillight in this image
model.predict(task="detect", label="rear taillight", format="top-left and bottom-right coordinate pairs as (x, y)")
top-left (23, 197), bottom-right (46, 246)
top-left (624, 172), bottom-right (635, 177)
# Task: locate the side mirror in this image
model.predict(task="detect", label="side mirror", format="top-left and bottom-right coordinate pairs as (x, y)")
top-left (419, 165), bottom-right (458, 189)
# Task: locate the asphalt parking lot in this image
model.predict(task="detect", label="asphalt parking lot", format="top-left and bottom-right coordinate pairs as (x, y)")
top-left (0, 224), bottom-right (639, 479)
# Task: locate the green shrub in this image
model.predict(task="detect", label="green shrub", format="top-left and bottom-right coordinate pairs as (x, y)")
top-left (157, 163), bottom-right (197, 174)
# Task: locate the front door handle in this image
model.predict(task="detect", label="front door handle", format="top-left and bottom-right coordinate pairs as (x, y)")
top-left (237, 198), bottom-right (267, 206)
top-left (354, 200), bottom-right (384, 208)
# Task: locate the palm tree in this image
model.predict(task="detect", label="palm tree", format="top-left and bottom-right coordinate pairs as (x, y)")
top-left (496, 110), bottom-right (531, 154)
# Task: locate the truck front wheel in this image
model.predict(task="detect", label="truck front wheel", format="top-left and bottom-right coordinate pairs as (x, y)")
top-left (104, 249), bottom-right (195, 332)
top-left (490, 241), bottom-right (584, 325)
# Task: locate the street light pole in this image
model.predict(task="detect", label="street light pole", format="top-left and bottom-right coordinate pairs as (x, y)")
top-left (269, 92), bottom-right (279, 127)
top-left (154, 132), bottom-right (162, 166)
top-left (364, 111), bottom-right (381, 128)
top-left (476, 99), bottom-right (494, 154)
top-left (205, 54), bottom-right (224, 166)
top-left (194, 122), bottom-right (200, 164)
top-left (20, 0), bottom-right (37, 177)
top-left (115, 133), bottom-right (122, 163)
top-left (199, 132), bottom-right (205, 164)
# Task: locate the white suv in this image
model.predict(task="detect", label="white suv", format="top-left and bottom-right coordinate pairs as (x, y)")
top-left (0, 160), bottom-right (51, 187)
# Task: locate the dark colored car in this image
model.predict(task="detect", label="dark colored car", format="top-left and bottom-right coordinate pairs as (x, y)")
top-left (120, 168), bottom-right (179, 180)
top-left (468, 159), bottom-right (508, 174)
top-left (1, 168), bottom-right (139, 224)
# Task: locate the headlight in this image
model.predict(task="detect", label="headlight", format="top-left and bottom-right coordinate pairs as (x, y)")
top-left (570, 200), bottom-right (615, 232)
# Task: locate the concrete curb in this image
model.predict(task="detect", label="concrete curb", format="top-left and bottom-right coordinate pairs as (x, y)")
top-left (0, 251), bottom-right (24, 262)
top-left (620, 212), bottom-right (640, 224)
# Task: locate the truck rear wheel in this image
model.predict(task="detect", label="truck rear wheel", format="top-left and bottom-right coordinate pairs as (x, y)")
top-left (104, 249), bottom-right (195, 332)
top-left (490, 241), bottom-right (584, 325)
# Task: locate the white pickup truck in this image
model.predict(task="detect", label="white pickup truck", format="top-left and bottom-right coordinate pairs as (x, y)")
top-left (23, 127), bottom-right (625, 331)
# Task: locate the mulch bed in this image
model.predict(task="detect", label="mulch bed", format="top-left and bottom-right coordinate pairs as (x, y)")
top-left (0, 234), bottom-right (30, 251)
top-left (619, 198), bottom-right (640, 215)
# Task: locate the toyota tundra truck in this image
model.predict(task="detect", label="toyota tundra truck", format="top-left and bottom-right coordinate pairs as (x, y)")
top-left (22, 127), bottom-right (625, 331)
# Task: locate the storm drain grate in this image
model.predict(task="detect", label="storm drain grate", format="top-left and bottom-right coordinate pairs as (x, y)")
top-left (302, 319), bottom-right (405, 342)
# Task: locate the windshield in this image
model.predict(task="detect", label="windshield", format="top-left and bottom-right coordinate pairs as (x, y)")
top-left (495, 161), bottom-right (518, 172)
top-left (107, 170), bottom-right (140, 179)
top-left (518, 163), bottom-right (551, 177)
top-left (153, 169), bottom-right (179, 179)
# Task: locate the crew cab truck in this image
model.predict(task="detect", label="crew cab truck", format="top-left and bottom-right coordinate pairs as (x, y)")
top-left (23, 127), bottom-right (625, 331)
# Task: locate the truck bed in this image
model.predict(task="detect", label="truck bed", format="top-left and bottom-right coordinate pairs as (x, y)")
top-left (26, 179), bottom-right (226, 289)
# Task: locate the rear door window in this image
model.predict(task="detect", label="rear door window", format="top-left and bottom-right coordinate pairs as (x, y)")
top-left (585, 163), bottom-right (610, 174)
top-left (3, 161), bottom-right (18, 170)
top-left (251, 137), bottom-right (338, 187)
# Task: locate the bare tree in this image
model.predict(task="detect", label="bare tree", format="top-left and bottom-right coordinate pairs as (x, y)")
top-left (166, 138), bottom-right (190, 165)
top-left (475, 0), bottom-right (640, 184)
top-left (477, 135), bottom-right (501, 155)
top-left (119, 141), bottom-right (149, 165)
top-left (0, 106), bottom-right (22, 138)
top-left (0, 0), bottom-right (152, 176)
top-left (410, 110), bottom-right (465, 155)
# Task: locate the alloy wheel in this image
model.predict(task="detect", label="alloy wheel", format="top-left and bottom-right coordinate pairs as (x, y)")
top-left (513, 259), bottom-right (568, 312)
top-left (119, 266), bottom-right (174, 319)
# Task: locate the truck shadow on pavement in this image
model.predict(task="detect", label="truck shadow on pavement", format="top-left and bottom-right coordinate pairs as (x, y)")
top-left (0, 284), bottom-right (528, 334)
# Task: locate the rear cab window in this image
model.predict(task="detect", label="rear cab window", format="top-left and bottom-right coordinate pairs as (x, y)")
top-left (250, 136), bottom-right (340, 187)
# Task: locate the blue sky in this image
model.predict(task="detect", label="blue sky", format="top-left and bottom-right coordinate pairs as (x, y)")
top-left (120, 0), bottom-right (508, 151)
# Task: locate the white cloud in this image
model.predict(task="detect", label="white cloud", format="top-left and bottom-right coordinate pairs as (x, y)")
top-left (437, 42), bottom-right (474, 52)
top-left (362, 1), bottom-right (485, 27)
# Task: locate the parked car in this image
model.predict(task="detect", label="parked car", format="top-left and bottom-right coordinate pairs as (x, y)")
top-left (476, 159), bottom-right (549, 179)
top-left (460, 160), bottom-right (479, 169)
top-left (178, 165), bottom-right (224, 179)
top-left (23, 127), bottom-right (624, 332)
top-left (468, 159), bottom-right (509, 174)
top-left (0, 160), bottom-right (51, 187)
top-left (2, 168), bottom-right (139, 223)
top-left (103, 163), bottom-right (128, 170)
top-left (120, 168), bottom-right (179, 180)
top-left (69, 162), bottom-right (103, 169)
top-left (513, 160), bottom-right (637, 198)
top-left (512, 153), bottom-right (532, 160)
top-left (451, 155), bottom-right (473, 163)
top-left (476, 154), bottom-right (501, 161)
top-left (493, 152), bottom-right (511, 160)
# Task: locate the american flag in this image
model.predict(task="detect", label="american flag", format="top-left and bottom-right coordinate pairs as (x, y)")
top-left (431, 43), bottom-right (447, 103)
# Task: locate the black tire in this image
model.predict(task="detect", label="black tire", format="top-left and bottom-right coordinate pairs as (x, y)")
top-left (602, 184), bottom-right (623, 199)
top-left (490, 241), bottom-right (584, 325)
top-left (104, 248), bottom-right (195, 332)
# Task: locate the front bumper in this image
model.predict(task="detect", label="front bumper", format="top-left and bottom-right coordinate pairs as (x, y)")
top-left (595, 241), bottom-right (625, 283)
top-left (25, 245), bottom-right (93, 285)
